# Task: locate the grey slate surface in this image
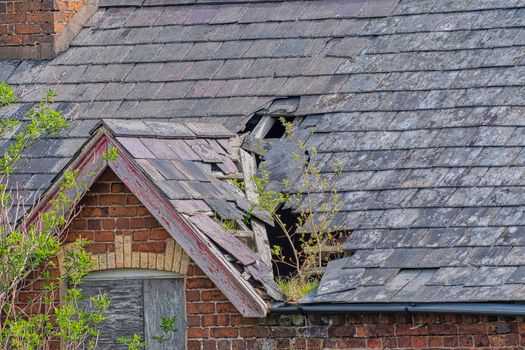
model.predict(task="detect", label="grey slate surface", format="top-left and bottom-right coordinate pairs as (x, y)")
top-left (2, 0), bottom-right (525, 303)
top-left (110, 120), bottom-right (278, 295)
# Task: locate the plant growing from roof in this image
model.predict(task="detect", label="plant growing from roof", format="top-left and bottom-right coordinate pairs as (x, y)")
top-left (252, 117), bottom-right (344, 302)
top-left (0, 83), bottom-right (110, 349)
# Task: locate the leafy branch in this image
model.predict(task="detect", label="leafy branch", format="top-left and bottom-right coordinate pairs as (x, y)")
top-left (252, 117), bottom-right (344, 302)
top-left (0, 83), bottom-right (110, 350)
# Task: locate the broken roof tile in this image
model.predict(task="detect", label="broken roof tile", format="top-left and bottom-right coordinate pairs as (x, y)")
top-left (5, 0), bottom-right (525, 306)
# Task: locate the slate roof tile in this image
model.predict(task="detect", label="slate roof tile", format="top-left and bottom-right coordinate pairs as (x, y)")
top-left (152, 62), bottom-right (193, 81)
top-left (6, 0), bottom-right (525, 305)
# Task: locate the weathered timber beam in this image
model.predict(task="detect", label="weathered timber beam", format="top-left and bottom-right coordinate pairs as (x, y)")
top-left (107, 138), bottom-right (268, 317)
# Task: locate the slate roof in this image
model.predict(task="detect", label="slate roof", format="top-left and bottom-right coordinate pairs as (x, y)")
top-left (2, 0), bottom-right (525, 304)
top-left (98, 120), bottom-right (278, 297)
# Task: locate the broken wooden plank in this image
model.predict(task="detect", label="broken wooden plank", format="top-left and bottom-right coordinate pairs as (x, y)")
top-left (188, 214), bottom-right (257, 266)
top-left (240, 149), bottom-right (258, 202)
top-left (239, 148), bottom-right (273, 267)
top-left (252, 219), bottom-right (273, 268)
top-left (252, 116), bottom-right (275, 139)
top-left (109, 137), bottom-right (267, 317)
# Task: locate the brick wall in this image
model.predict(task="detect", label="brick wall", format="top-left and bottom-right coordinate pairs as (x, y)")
top-left (20, 168), bottom-right (525, 349)
top-left (0, 0), bottom-right (87, 59)
top-left (187, 261), bottom-right (525, 350)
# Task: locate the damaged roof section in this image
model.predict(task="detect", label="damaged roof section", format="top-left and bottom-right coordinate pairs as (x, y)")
top-left (102, 119), bottom-right (282, 304)
top-left (2, 0), bottom-right (525, 306)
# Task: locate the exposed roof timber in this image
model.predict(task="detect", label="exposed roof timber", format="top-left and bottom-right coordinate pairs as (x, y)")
top-left (27, 127), bottom-right (269, 317)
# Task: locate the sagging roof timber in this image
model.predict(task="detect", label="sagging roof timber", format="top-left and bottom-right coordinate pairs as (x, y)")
top-left (24, 121), bottom-right (283, 317)
top-left (4, 0), bottom-right (525, 307)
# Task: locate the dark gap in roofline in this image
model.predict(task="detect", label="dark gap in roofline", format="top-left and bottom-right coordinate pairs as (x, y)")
top-left (270, 302), bottom-right (525, 316)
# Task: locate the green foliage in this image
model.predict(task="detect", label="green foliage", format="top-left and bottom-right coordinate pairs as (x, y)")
top-left (0, 83), bottom-right (109, 350)
top-left (0, 82), bottom-right (18, 107)
top-left (276, 277), bottom-right (318, 303)
top-left (0, 89), bottom-right (68, 175)
top-left (252, 117), bottom-right (344, 301)
top-left (118, 314), bottom-right (178, 348)
top-left (103, 146), bottom-right (119, 161)
top-left (53, 289), bottom-right (110, 349)
top-left (214, 212), bottom-right (236, 232)
top-left (118, 334), bottom-right (147, 350)
top-left (231, 178), bottom-right (245, 192)
top-left (152, 315), bottom-right (178, 343)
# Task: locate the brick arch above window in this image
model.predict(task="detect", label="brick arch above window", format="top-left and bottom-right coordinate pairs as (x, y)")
top-left (57, 236), bottom-right (189, 276)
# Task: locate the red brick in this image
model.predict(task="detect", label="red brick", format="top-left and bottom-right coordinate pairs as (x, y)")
top-left (367, 337), bottom-right (382, 348)
top-left (202, 340), bottom-right (217, 350)
top-left (187, 278), bottom-right (215, 289)
top-left (87, 219), bottom-right (101, 230)
top-left (98, 194), bottom-right (126, 205)
top-left (132, 242), bottom-right (165, 253)
top-left (427, 335), bottom-right (443, 347)
top-left (411, 335), bottom-right (427, 348)
top-left (144, 216), bottom-right (160, 228)
top-left (187, 303), bottom-right (215, 315)
top-left (109, 207), bottom-right (127, 217)
top-left (202, 314), bottom-right (229, 327)
top-left (215, 302), bottom-right (238, 313)
top-left (188, 327), bottom-right (210, 338)
top-left (148, 228), bottom-right (169, 240)
top-left (111, 183), bottom-right (130, 193)
top-left (82, 207), bottom-right (104, 217)
top-left (428, 323), bottom-right (458, 335)
top-left (187, 315), bottom-right (201, 327)
top-left (101, 218), bottom-right (116, 230)
top-left (364, 324), bottom-right (394, 337)
top-left (187, 340), bottom-right (200, 350)
top-left (210, 327), bottom-right (238, 338)
top-left (126, 194), bottom-right (140, 205)
top-left (239, 327), bottom-right (269, 338)
top-left (129, 217), bottom-right (145, 229)
top-left (443, 335), bottom-right (459, 347)
top-left (85, 243), bottom-right (106, 254)
top-left (132, 229), bottom-right (149, 241)
top-left (201, 289), bottom-right (228, 301)
top-left (327, 325), bottom-right (355, 337)
top-left (94, 231), bottom-right (114, 242)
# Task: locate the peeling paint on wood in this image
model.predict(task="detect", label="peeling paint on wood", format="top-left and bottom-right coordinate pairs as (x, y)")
top-left (108, 137), bottom-right (268, 317)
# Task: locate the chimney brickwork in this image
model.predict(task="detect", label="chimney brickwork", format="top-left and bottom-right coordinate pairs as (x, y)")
top-left (0, 0), bottom-right (97, 60)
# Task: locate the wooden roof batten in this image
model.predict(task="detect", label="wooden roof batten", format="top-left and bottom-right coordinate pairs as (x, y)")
top-left (26, 124), bottom-right (270, 317)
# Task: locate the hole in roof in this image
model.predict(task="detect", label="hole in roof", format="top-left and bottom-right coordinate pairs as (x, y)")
top-left (264, 116), bottom-right (295, 139)
top-left (242, 114), bottom-right (263, 133)
top-left (265, 207), bottom-right (347, 278)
